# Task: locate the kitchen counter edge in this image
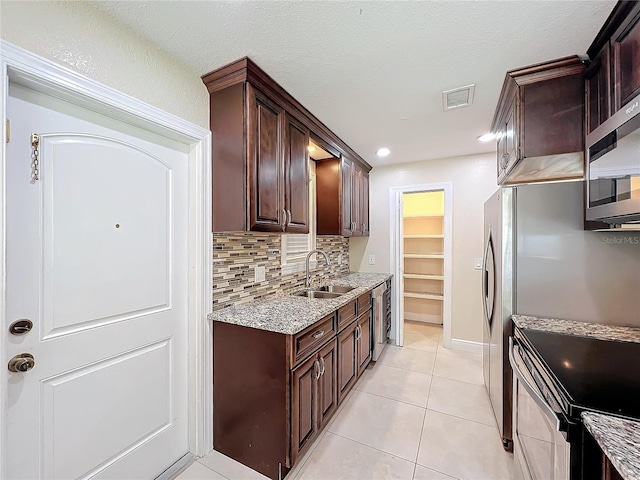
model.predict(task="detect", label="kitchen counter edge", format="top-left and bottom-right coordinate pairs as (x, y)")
top-left (582, 412), bottom-right (640, 480)
top-left (512, 315), bottom-right (640, 344)
top-left (208, 272), bottom-right (392, 335)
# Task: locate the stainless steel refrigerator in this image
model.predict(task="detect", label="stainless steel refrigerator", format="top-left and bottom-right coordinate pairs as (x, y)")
top-left (482, 181), bottom-right (640, 449)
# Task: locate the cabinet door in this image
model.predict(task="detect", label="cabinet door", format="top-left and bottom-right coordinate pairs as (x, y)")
top-left (291, 354), bottom-right (319, 462)
top-left (317, 339), bottom-right (338, 430)
top-left (503, 99), bottom-right (517, 173)
top-left (612, 5), bottom-right (640, 111)
top-left (585, 44), bottom-right (612, 133)
top-left (496, 125), bottom-right (507, 180)
top-left (360, 171), bottom-right (370, 236)
top-left (284, 115), bottom-right (310, 233)
top-left (247, 84), bottom-right (285, 231)
top-left (497, 98), bottom-right (517, 184)
top-left (351, 164), bottom-right (362, 236)
top-left (337, 322), bottom-right (357, 403)
top-left (357, 310), bottom-right (372, 376)
top-left (341, 157), bottom-right (354, 236)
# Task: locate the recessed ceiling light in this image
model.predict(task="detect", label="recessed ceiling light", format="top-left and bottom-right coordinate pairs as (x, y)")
top-left (307, 145), bottom-right (316, 152)
top-left (376, 147), bottom-right (391, 158)
top-left (477, 133), bottom-right (496, 142)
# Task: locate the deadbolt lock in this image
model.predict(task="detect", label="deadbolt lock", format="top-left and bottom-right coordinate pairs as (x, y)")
top-left (8, 353), bottom-right (35, 373)
top-left (9, 319), bottom-right (33, 335)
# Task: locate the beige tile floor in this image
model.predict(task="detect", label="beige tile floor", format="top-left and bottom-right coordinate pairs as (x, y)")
top-left (176, 321), bottom-right (515, 480)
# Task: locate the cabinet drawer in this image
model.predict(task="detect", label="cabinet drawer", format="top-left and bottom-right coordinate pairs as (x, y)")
top-left (293, 314), bottom-right (335, 365)
top-left (356, 292), bottom-right (371, 317)
top-left (337, 299), bottom-right (357, 331)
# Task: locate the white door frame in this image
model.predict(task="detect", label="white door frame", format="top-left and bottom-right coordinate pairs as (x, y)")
top-left (0, 41), bottom-right (213, 477)
top-left (389, 182), bottom-right (453, 348)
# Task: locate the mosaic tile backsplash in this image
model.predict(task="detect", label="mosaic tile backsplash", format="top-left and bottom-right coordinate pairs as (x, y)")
top-left (213, 233), bottom-right (350, 311)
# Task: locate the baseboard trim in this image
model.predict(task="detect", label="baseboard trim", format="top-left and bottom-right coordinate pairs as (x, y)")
top-left (404, 312), bottom-right (442, 323)
top-left (449, 338), bottom-right (483, 355)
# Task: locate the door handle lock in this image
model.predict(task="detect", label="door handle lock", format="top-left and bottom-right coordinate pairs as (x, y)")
top-left (9, 319), bottom-right (33, 335)
top-left (8, 353), bottom-right (35, 373)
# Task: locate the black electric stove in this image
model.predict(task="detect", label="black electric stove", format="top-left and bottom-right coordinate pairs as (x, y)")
top-left (514, 326), bottom-right (640, 422)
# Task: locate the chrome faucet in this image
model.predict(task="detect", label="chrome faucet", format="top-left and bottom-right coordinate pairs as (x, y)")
top-left (305, 249), bottom-right (331, 288)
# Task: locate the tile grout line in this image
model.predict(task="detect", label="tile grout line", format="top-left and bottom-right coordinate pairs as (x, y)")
top-left (327, 430), bottom-right (421, 465)
top-left (288, 431), bottom-right (326, 480)
top-left (415, 369), bottom-right (434, 465)
top-left (425, 406), bottom-right (500, 430)
top-left (358, 362), bottom-right (435, 377)
top-left (431, 372), bottom-right (484, 386)
top-left (194, 459), bottom-right (231, 480)
top-left (352, 385), bottom-right (430, 409)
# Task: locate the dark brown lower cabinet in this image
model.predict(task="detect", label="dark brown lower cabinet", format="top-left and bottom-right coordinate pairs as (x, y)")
top-left (291, 339), bottom-right (337, 463)
top-left (291, 354), bottom-right (317, 462)
top-left (337, 308), bottom-right (373, 403)
top-left (317, 340), bottom-right (338, 429)
top-left (357, 310), bottom-right (372, 374)
top-left (212, 289), bottom-right (376, 480)
top-left (337, 322), bottom-right (357, 404)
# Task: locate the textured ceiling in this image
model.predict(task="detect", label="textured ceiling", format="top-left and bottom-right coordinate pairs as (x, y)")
top-left (91, 0), bottom-right (615, 167)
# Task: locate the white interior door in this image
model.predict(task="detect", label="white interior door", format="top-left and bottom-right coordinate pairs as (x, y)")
top-left (5, 82), bottom-right (189, 479)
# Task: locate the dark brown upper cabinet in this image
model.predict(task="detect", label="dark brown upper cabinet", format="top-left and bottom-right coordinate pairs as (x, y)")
top-left (585, 43), bottom-right (611, 134)
top-left (491, 56), bottom-right (586, 185)
top-left (247, 84), bottom-right (287, 231)
top-left (202, 58), bottom-right (371, 233)
top-left (586, 1), bottom-right (640, 134)
top-left (611, 2), bottom-right (640, 112)
top-left (316, 154), bottom-right (370, 237)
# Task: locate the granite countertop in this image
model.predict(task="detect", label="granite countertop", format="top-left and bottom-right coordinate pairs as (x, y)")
top-left (582, 412), bottom-right (640, 480)
top-left (512, 315), bottom-right (640, 344)
top-left (208, 272), bottom-right (392, 335)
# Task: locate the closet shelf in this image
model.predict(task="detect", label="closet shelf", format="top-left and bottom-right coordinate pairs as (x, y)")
top-left (403, 274), bottom-right (444, 280)
top-left (403, 292), bottom-right (444, 300)
top-left (403, 234), bottom-right (444, 239)
top-left (404, 254), bottom-right (444, 259)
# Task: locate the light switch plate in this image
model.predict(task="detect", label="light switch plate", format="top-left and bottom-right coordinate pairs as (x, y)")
top-left (254, 266), bottom-right (266, 282)
top-left (368, 255), bottom-right (376, 265)
top-left (474, 258), bottom-right (482, 270)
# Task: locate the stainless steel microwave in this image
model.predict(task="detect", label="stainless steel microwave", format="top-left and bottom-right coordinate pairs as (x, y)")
top-left (586, 91), bottom-right (640, 225)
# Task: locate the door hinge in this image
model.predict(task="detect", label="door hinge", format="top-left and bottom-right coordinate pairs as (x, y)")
top-left (30, 133), bottom-right (40, 182)
top-left (5, 119), bottom-right (9, 143)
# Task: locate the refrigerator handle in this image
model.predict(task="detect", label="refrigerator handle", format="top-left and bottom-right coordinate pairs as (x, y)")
top-left (481, 228), bottom-right (491, 326)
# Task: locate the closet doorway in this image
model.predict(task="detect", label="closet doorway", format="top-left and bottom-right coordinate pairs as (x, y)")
top-left (389, 183), bottom-right (452, 348)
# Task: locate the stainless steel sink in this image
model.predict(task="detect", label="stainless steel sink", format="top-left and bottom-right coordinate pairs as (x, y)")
top-left (316, 285), bottom-right (356, 294)
top-left (292, 290), bottom-right (342, 299)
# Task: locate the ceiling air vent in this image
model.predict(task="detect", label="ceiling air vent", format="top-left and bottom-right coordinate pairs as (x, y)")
top-left (442, 84), bottom-right (475, 111)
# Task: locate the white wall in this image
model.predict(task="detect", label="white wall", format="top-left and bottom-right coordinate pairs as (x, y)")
top-left (0, 1), bottom-right (208, 129)
top-left (351, 153), bottom-right (497, 343)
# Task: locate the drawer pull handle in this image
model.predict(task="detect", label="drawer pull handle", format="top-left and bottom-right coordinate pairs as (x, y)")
top-left (319, 357), bottom-right (326, 376)
top-left (314, 360), bottom-right (321, 380)
top-left (312, 330), bottom-right (325, 339)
